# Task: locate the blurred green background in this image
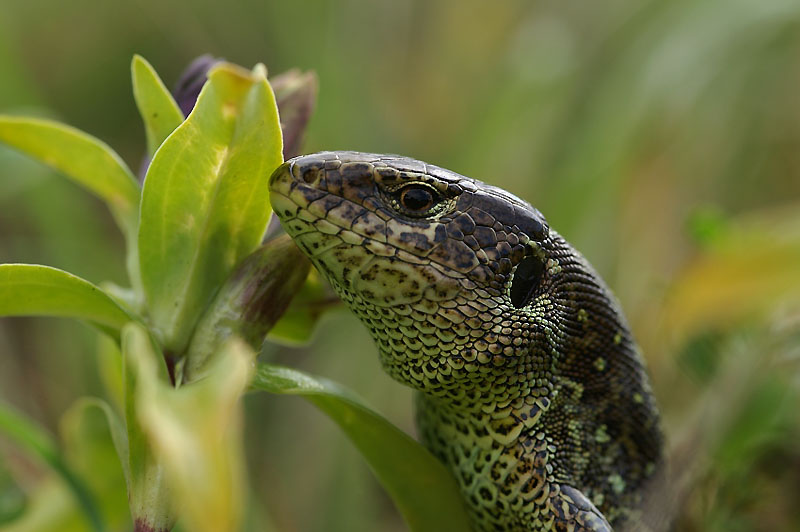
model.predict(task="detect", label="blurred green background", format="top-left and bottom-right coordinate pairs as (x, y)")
top-left (1, 0), bottom-right (799, 530)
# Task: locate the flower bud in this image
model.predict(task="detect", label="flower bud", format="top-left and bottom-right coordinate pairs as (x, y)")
top-left (184, 234), bottom-right (310, 381)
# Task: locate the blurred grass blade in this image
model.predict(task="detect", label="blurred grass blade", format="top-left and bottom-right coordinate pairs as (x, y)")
top-left (251, 364), bottom-right (472, 532)
top-left (267, 270), bottom-right (338, 345)
top-left (0, 457), bottom-right (26, 525)
top-left (62, 398), bottom-right (129, 490)
top-left (0, 401), bottom-right (105, 532)
top-left (131, 55), bottom-right (184, 156)
top-left (121, 323), bottom-right (174, 532)
top-left (138, 62), bottom-right (283, 353)
top-left (97, 334), bottom-right (126, 415)
top-left (0, 480), bottom-right (100, 532)
top-left (132, 332), bottom-right (254, 532)
top-left (0, 264), bottom-right (133, 335)
top-left (60, 398), bottom-right (130, 531)
top-left (1, 398), bottom-right (130, 532)
top-left (0, 115), bottom-right (139, 231)
top-left (661, 205), bottom-right (800, 343)
top-left (185, 234), bottom-right (310, 380)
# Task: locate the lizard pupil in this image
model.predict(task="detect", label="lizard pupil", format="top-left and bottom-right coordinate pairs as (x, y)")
top-left (399, 185), bottom-right (435, 212)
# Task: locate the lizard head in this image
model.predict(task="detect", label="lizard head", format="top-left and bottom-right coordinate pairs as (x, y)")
top-left (270, 152), bottom-right (664, 521)
top-left (270, 151), bottom-right (563, 399)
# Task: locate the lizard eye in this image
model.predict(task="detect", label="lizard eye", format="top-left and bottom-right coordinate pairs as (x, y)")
top-left (509, 255), bottom-right (545, 308)
top-left (398, 184), bottom-right (438, 215)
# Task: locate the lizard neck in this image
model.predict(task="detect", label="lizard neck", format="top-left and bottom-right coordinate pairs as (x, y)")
top-left (330, 274), bottom-right (565, 407)
top-left (414, 391), bottom-right (556, 531)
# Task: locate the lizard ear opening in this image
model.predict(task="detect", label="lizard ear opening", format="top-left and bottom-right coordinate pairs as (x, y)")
top-left (510, 255), bottom-right (545, 308)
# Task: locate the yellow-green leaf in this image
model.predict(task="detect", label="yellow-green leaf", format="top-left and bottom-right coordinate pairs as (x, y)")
top-left (131, 55), bottom-right (185, 156)
top-left (0, 115), bottom-right (139, 230)
top-left (60, 399), bottom-right (130, 531)
top-left (251, 364), bottom-right (472, 532)
top-left (0, 264), bottom-right (134, 335)
top-left (121, 323), bottom-right (174, 532)
top-left (130, 329), bottom-right (254, 532)
top-left (138, 63), bottom-right (283, 353)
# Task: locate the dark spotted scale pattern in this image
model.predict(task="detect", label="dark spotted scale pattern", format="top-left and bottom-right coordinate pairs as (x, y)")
top-left (269, 152), bottom-right (663, 531)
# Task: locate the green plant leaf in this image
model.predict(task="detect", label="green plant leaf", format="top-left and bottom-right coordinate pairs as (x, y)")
top-left (0, 115), bottom-right (139, 232)
top-left (60, 398), bottom-right (130, 531)
top-left (138, 62), bottom-right (283, 354)
top-left (121, 323), bottom-right (174, 532)
top-left (0, 401), bottom-right (105, 532)
top-left (131, 55), bottom-right (185, 157)
top-left (1, 398), bottom-right (131, 532)
top-left (251, 364), bottom-right (472, 532)
top-left (131, 329), bottom-right (254, 532)
top-left (185, 234), bottom-right (310, 381)
top-left (0, 264), bottom-right (134, 335)
top-left (0, 457), bottom-right (26, 525)
top-left (96, 334), bottom-right (126, 415)
top-left (0, 479), bottom-right (90, 532)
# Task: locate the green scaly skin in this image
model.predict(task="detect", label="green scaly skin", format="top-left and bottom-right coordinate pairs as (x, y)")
top-left (269, 152), bottom-right (663, 531)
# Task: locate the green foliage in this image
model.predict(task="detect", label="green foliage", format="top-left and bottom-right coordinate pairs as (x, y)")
top-left (138, 63), bottom-right (283, 354)
top-left (186, 235), bottom-right (310, 380)
top-left (0, 264), bottom-right (133, 337)
top-left (59, 400), bottom-right (130, 532)
top-left (131, 56), bottom-right (185, 156)
top-left (0, 458), bottom-right (25, 525)
top-left (0, 55), bottom-right (472, 532)
top-left (1, 2), bottom-right (800, 529)
top-left (121, 323), bottom-right (174, 532)
top-left (252, 365), bottom-right (472, 532)
top-left (0, 116), bottom-right (139, 234)
top-left (0, 401), bottom-right (105, 532)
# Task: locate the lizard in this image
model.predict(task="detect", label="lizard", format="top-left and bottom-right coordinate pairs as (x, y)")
top-left (269, 151), bottom-right (663, 531)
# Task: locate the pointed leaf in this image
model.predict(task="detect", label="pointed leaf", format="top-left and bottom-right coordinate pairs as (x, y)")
top-left (0, 115), bottom-right (139, 229)
top-left (133, 335), bottom-right (254, 532)
top-left (121, 323), bottom-right (175, 532)
top-left (251, 364), bottom-right (471, 532)
top-left (138, 63), bottom-right (283, 353)
top-left (131, 55), bottom-right (185, 156)
top-left (0, 264), bottom-right (133, 335)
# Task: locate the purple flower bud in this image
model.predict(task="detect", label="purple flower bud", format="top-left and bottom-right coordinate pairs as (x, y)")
top-left (184, 235), bottom-right (311, 381)
top-left (173, 55), bottom-right (223, 118)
